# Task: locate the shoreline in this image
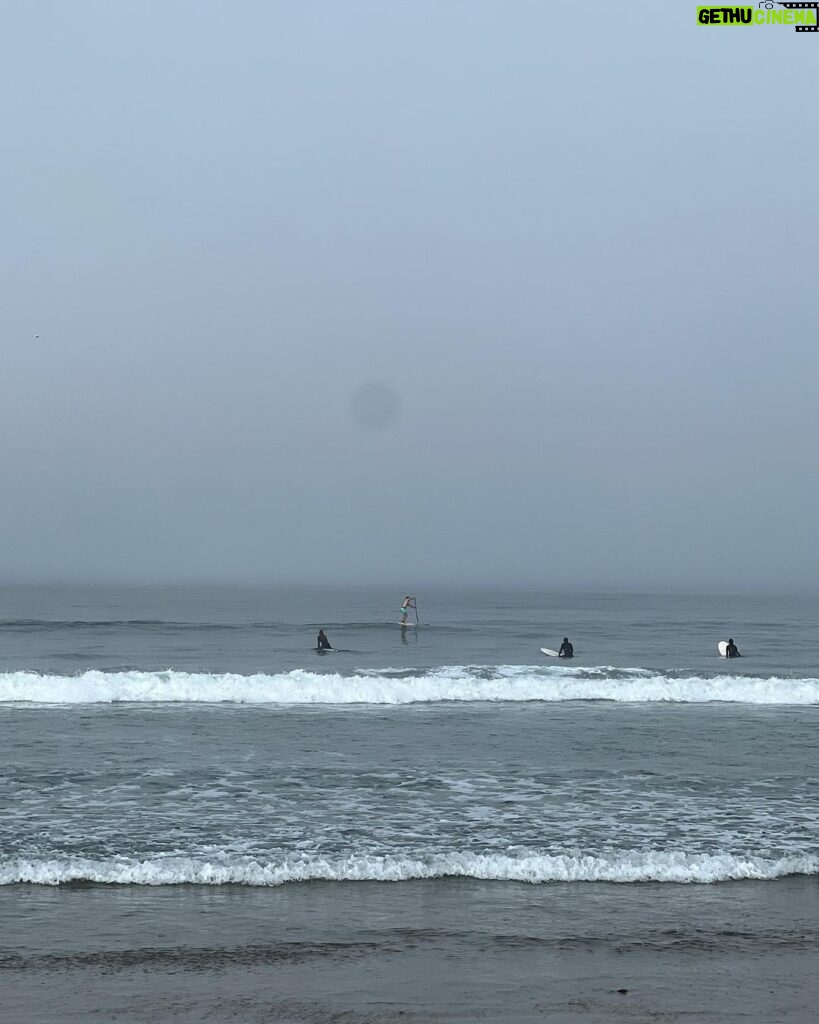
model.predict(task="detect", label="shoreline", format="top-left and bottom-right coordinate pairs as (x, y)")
top-left (3, 877), bottom-right (816, 1023)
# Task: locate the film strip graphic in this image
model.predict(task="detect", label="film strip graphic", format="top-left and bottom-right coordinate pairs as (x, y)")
top-left (776, 2), bottom-right (819, 31)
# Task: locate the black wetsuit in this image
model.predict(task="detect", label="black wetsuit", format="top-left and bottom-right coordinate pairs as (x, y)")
top-left (317, 632), bottom-right (332, 650)
top-left (558, 641), bottom-right (574, 659)
top-left (726, 642), bottom-right (740, 658)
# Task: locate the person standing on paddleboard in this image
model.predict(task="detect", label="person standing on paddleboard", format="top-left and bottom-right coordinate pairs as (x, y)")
top-left (400, 596), bottom-right (416, 624)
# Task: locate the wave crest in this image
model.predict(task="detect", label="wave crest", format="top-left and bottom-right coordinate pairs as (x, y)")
top-left (3, 850), bottom-right (816, 886)
top-left (0, 666), bottom-right (817, 705)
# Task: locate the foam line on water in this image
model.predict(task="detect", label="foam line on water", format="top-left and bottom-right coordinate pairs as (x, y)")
top-left (0, 666), bottom-right (817, 705)
top-left (2, 850), bottom-right (816, 886)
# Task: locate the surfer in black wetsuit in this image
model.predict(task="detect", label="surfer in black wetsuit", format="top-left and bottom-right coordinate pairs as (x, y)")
top-left (726, 638), bottom-right (741, 658)
top-left (558, 637), bottom-right (574, 658)
top-left (317, 629), bottom-right (332, 650)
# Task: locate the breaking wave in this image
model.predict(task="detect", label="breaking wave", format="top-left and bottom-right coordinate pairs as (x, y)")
top-left (0, 666), bottom-right (817, 705)
top-left (3, 849), bottom-right (817, 886)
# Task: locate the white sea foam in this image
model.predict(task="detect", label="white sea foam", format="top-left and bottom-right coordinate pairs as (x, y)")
top-left (0, 666), bottom-right (817, 705)
top-left (2, 849), bottom-right (816, 886)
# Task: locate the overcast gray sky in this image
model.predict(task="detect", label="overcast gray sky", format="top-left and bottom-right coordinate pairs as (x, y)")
top-left (1, 2), bottom-right (816, 589)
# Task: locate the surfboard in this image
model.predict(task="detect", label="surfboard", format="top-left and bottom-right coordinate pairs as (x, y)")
top-left (717, 641), bottom-right (729, 657)
top-left (540, 647), bottom-right (560, 657)
top-left (398, 621), bottom-right (418, 627)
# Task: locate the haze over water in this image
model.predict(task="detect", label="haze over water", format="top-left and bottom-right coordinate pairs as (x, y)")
top-left (2, 2), bottom-right (817, 1021)
top-left (2, 3), bottom-right (818, 592)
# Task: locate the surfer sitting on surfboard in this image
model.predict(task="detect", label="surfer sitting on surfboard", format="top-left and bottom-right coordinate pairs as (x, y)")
top-left (317, 629), bottom-right (332, 650)
top-left (400, 596), bottom-right (416, 624)
top-left (725, 638), bottom-right (741, 658)
top-left (558, 637), bottom-right (574, 659)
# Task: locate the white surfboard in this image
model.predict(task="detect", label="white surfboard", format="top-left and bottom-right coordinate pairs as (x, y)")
top-left (717, 640), bottom-right (729, 657)
top-left (540, 647), bottom-right (560, 657)
top-left (398, 621), bottom-right (418, 627)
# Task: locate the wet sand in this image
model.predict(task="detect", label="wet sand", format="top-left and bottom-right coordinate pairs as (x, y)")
top-left (2, 877), bottom-right (817, 1023)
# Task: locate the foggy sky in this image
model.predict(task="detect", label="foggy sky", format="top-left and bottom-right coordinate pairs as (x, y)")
top-left (1, 2), bottom-right (817, 589)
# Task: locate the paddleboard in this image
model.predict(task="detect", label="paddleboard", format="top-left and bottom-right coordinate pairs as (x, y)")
top-left (399, 621), bottom-right (418, 627)
top-left (540, 647), bottom-right (560, 657)
top-left (717, 641), bottom-right (729, 657)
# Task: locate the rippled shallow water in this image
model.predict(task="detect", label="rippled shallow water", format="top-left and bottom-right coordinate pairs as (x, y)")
top-left (1, 702), bottom-right (817, 886)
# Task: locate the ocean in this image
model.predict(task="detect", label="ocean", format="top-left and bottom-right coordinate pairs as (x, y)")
top-left (1, 585), bottom-right (817, 1023)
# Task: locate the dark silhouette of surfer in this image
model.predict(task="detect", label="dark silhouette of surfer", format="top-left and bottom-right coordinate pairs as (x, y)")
top-left (316, 629), bottom-right (332, 651)
top-left (558, 637), bottom-right (574, 659)
top-left (725, 638), bottom-right (741, 658)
